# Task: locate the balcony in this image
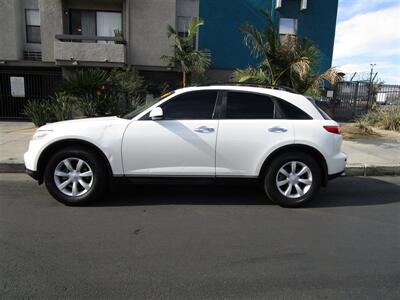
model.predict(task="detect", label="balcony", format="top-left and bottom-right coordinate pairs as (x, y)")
top-left (54, 35), bottom-right (126, 67)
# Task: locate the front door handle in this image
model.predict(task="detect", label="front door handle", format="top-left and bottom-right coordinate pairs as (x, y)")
top-left (194, 126), bottom-right (215, 133)
top-left (268, 126), bottom-right (288, 133)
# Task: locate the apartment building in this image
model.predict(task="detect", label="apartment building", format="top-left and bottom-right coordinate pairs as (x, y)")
top-left (0, 0), bottom-right (338, 119)
top-left (200, 0), bottom-right (339, 80)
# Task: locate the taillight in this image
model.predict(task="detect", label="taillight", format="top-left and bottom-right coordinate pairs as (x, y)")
top-left (323, 125), bottom-right (341, 135)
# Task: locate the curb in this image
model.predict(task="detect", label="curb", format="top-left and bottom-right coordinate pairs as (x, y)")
top-left (1, 162), bottom-right (399, 176)
top-left (0, 163), bottom-right (26, 173)
top-left (345, 163), bottom-right (400, 177)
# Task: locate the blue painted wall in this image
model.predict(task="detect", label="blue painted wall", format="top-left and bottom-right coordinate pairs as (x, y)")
top-left (198, 0), bottom-right (339, 72)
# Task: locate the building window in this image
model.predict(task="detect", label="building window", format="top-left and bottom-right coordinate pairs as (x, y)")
top-left (68, 10), bottom-right (122, 43)
top-left (177, 16), bottom-right (197, 48)
top-left (25, 9), bottom-right (41, 44)
top-left (279, 18), bottom-right (298, 35)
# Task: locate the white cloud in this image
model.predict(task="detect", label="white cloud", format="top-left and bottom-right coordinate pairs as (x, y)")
top-left (337, 0), bottom-right (399, 22)
top-left (333, 4), bottom-right (400, 83)
top-left (338, 62), bottom-right (400, 83)
top-left (333, 6), bottom-right (400, 60)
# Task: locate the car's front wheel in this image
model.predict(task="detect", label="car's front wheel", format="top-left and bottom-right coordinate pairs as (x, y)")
top-left (44, 147), bottom-right (108, 206)
top-left (264, 152), bottom-right (321, 207)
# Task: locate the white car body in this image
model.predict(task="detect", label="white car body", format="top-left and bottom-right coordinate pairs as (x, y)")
top-left (24, 86), bottom-right (347, 206)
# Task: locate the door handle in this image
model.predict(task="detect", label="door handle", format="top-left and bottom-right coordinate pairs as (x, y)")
top-left (194, 126), bottom-right (215, 133)
top-left (268, 126), bottom-right (288, 133)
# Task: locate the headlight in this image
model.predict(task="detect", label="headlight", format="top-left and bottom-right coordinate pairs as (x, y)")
top-left (32, 130), bottom-right (53, 140)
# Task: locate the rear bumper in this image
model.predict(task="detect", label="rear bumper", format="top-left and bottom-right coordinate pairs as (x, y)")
top-left (327, 152), bottom-right (347, 175)
top-left (328, 170), bottom-right (346, 180)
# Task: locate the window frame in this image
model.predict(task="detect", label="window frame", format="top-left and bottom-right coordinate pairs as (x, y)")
top-left (25, 9), bottom-right (41, 44)
top-left (279, 18), bottom-right (298, 36)
top-left (139, 90), bottom-right (222, 121)
top-left (219, 90), bottom-right (277, 120)
top-left (274, 98), bottom-right (312, 120)
top-left (176, 16), bottom-right (198, 49)
top-left (219, 90), bottom-right (312, 120)
top-left (68, 9), bottom-right (122, 37)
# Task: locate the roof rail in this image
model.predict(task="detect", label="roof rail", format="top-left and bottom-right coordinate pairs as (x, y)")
top-left (195, 82), bottom-right (299, 94)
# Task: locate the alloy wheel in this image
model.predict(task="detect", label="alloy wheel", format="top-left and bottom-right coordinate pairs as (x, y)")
top-left (53, 157), bottom-right (94, 197)
top-left (275, 161), bottom-right (313, 199)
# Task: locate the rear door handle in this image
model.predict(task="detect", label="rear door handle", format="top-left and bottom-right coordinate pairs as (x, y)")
top-left (268, 126), bottom-right (288, 133)
top-left (194, 126), bottom-right (215, 133)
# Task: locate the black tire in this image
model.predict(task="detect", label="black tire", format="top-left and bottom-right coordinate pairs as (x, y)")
top-left (44, 147), bottom-right (108, 206)
top-left (263, 152), bottom-right (321, 208)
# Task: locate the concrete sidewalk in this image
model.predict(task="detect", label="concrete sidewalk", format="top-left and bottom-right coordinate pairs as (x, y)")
top-left (0, 122), bottom-right (35, 172)
top-left (1, 121), bottom-right (399, 175)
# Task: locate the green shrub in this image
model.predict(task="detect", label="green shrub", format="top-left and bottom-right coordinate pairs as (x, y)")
top-left (24, 100), bottom-right (54, 127)
top-left (379, 107), bottom-right (400, 131)
top-left (108, 67), bottom-right (147, 115)
top-left (58, 68), bottom-right (111, 117)
top-left (59, 68), bottom-right (148, 117)
top-left (50, 92), bottom-right (74, 121)
top-left (355, 107), bottom-right (400, 132)
top-left (355, 117), bottom-right (375, 135)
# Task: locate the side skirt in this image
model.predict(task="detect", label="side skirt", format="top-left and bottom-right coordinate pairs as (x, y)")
top-left (112, 176), bottom-right (260, 186)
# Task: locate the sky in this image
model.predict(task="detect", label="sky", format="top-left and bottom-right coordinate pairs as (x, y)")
top-left (332, 0), bottom-right (400, 84)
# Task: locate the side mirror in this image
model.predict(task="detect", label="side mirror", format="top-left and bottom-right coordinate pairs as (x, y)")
top-left (149, 107), bottom-right (164, 120)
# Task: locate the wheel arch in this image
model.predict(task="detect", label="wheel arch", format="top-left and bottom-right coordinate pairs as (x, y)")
top-left (36, 139), bottom-right (113, 185)
top-left (258, 144), bottom-right (329, 187)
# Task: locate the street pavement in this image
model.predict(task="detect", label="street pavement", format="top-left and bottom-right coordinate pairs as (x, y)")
top-left (1, 174), bottom-right (400, 299)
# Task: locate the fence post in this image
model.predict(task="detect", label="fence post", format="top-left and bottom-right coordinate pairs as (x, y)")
top-left (353, 82), bottom-right (359, 118)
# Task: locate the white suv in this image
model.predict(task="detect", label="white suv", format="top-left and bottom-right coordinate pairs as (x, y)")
top-left (24, 85), bottom-right (347, 207)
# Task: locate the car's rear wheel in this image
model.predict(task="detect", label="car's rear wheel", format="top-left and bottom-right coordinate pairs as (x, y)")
top-left (44, 147), bottom-right (108, 206)
top-left (263, 152), bottom-right (321, 207)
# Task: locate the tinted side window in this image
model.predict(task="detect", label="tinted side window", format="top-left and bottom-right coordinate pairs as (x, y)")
top-left (225, 92), bottom-right (275, 119)
top-left (160, 90), bottom-right (218, 120)
top-left (277, 100), bottom-right (312, 120)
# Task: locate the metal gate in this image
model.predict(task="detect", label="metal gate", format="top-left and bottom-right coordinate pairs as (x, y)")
top-left (330, 81), bottom-right (371, 120)
top-left (0, 68), bottom-right (62, 120)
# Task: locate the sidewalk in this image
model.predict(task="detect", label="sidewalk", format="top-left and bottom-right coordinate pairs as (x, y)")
top-left (0, 122), bottom-right (35, 172)
top-left (0, 121), bottom-right (399, 175)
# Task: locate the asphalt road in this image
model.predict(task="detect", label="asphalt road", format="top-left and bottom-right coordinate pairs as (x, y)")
top-left (1, 174), bottom-right (400, 299)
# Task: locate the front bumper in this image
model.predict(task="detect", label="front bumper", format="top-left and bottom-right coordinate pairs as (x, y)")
top-left (26, 168), bottom-right (38, 181)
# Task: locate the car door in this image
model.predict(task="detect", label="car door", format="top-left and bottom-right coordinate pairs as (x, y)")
top-left (122, 90), bottom-right (219, 176)
top-left (215, 90), bottom-right (295, 177)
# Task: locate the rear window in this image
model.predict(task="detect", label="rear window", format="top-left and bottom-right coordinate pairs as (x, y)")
top-left (276, 100), bottom-right (312, 120)
top-left (306, 97), bottom-right (332, 120)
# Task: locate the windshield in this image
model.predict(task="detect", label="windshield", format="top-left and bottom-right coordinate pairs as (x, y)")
top-left (121, 91), bottom-right (175, 120)
top-left (121, 101), bottom-right (157, 119)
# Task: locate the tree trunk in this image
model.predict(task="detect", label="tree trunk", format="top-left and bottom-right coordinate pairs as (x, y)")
top-left (182, 72), bottom-right (187, 88)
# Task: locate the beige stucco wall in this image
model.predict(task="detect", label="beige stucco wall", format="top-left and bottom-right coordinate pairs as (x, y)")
top-left (39, 0), bottom-right (63, 61)
top-left (176, 0), bottom-right (199, 18)
top-left (128, 0), bottom-right (176, 67)
top-left (0, 0), bottom-right (23, 60)
top-left (54, 41), bottom-right (125, 63)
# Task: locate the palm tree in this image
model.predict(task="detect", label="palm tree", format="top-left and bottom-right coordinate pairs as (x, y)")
top-left (161, 18), bottom-right (211, 87)
top-left (233, 10), bottom-right (342, 94)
